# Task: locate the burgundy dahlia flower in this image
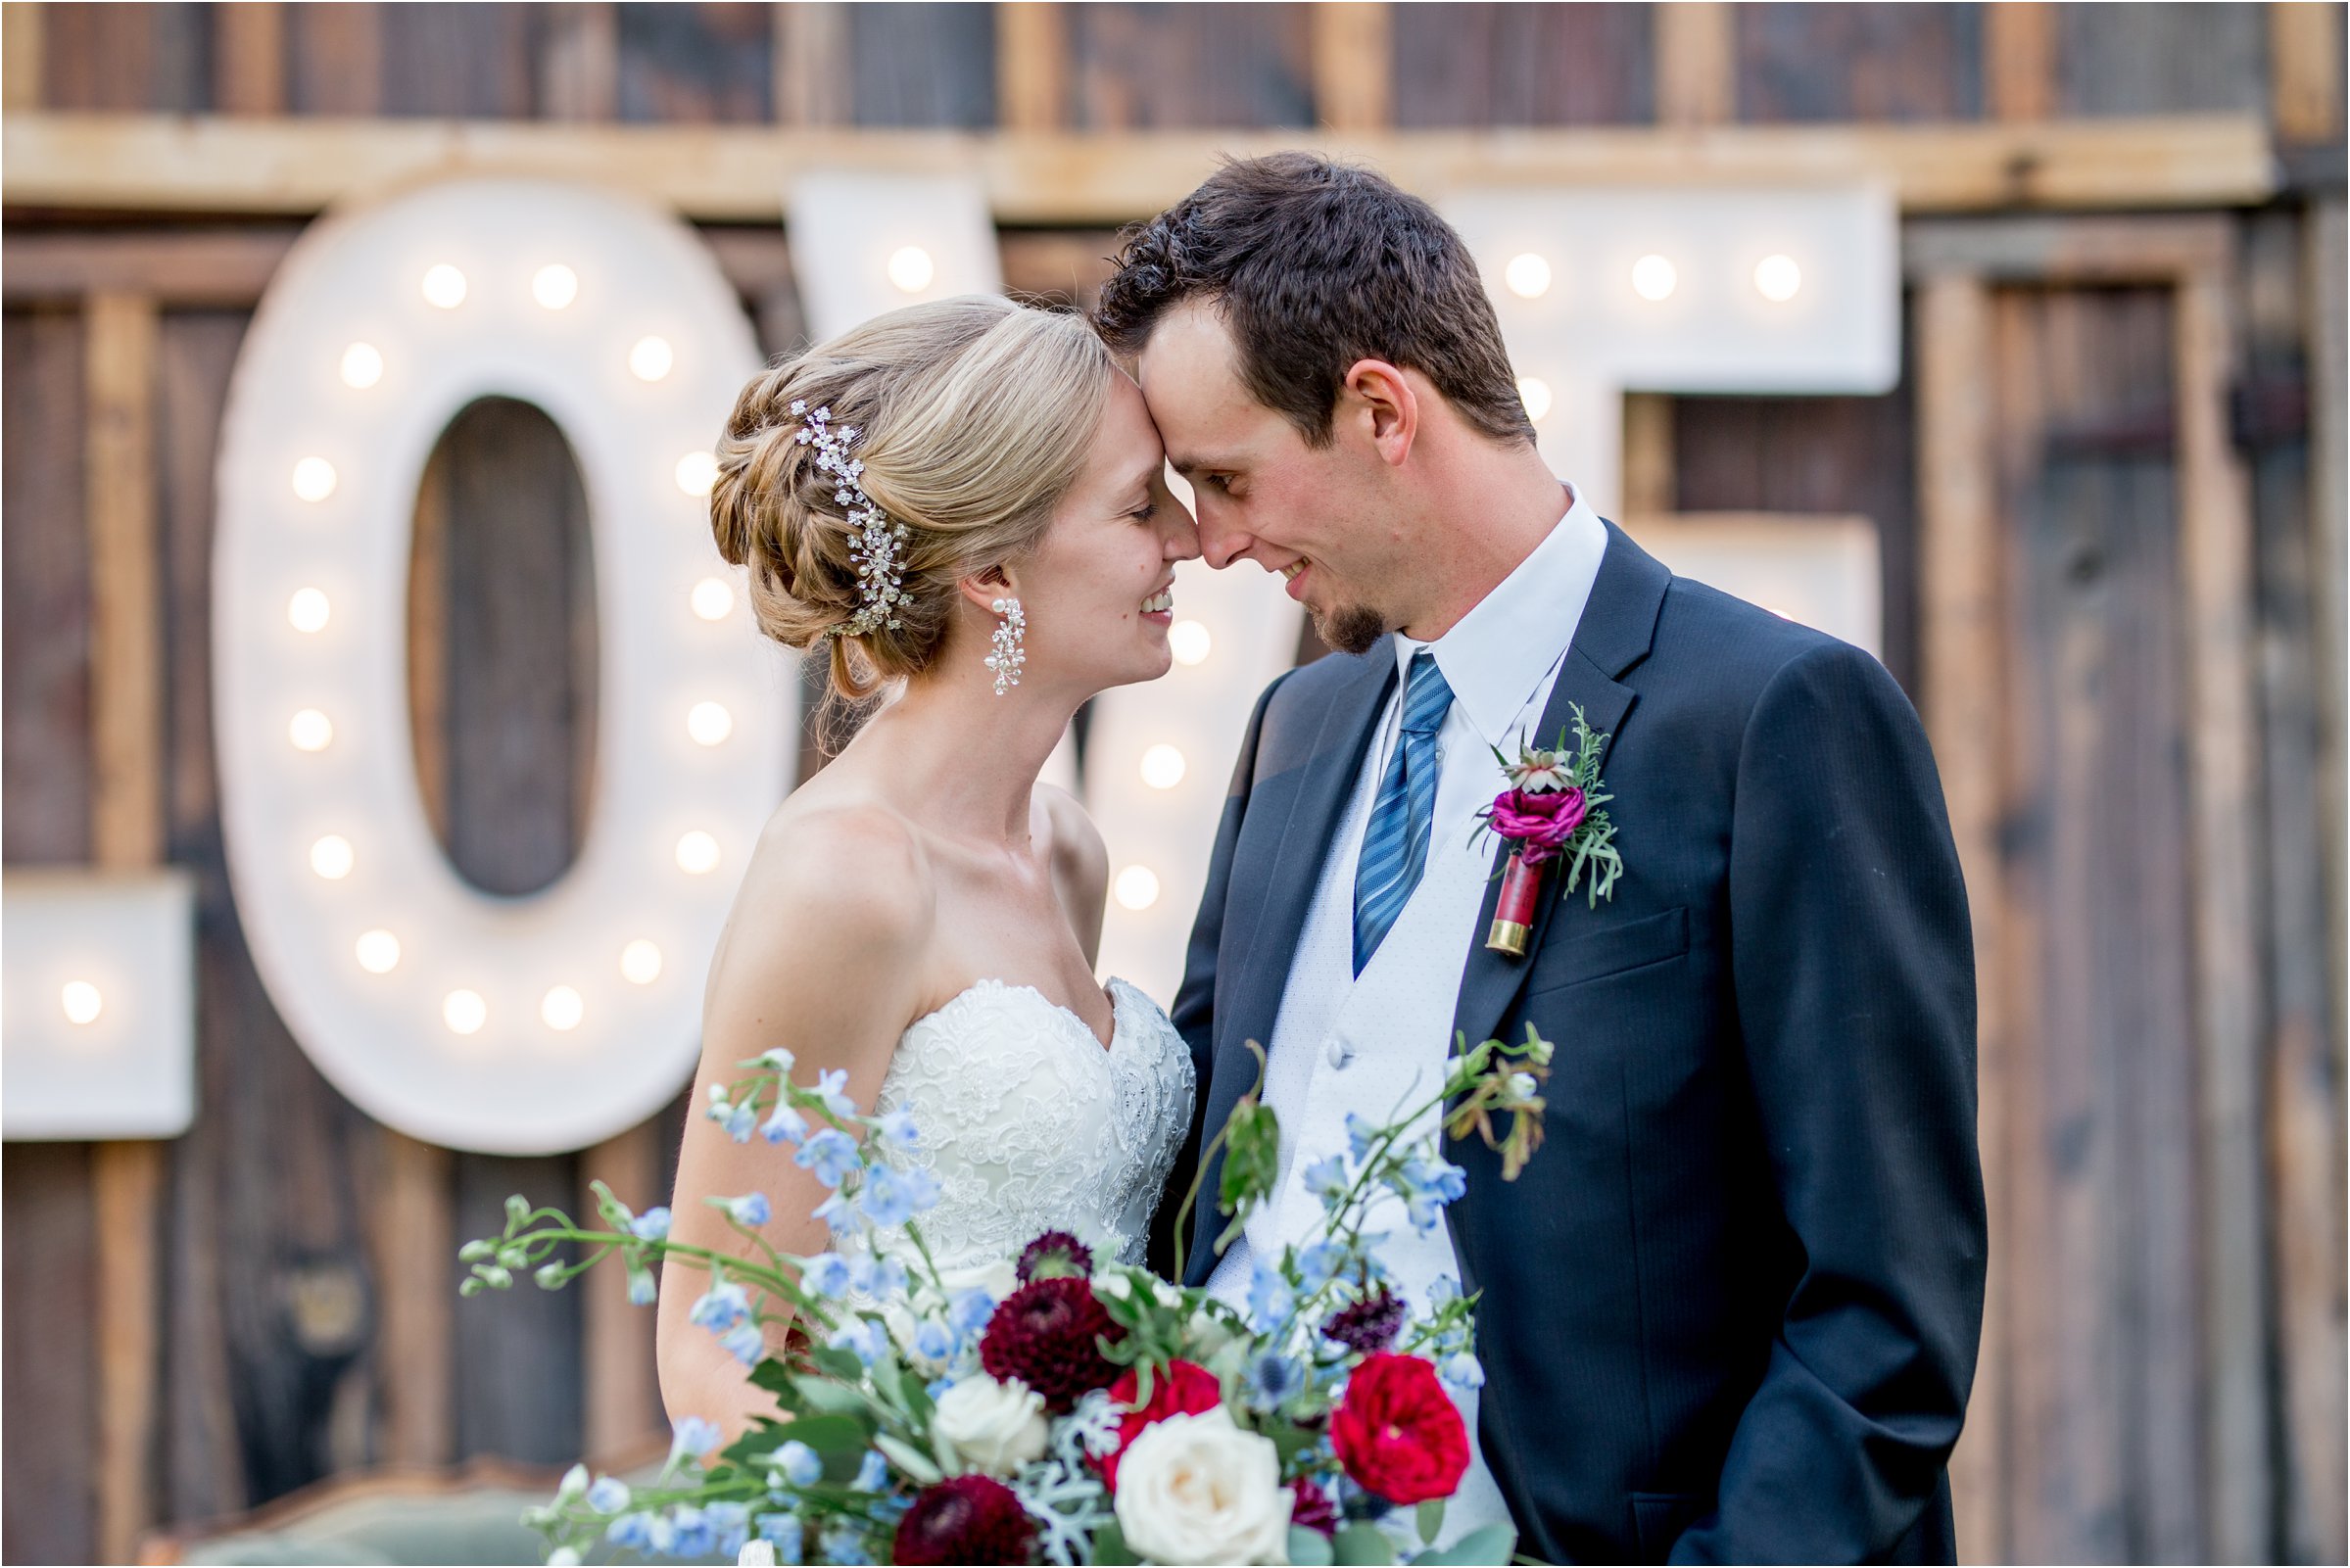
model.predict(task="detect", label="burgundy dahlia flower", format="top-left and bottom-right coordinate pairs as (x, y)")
top-left (1321, 1287), bottom-right (1409, 1356)
top-left (893, 1474), bottom-right (1038, 1565)
top-left (979, 1276), bottom-right (1125, 1410)
top-left (1015, 1229), bottom-right (1095, 1282)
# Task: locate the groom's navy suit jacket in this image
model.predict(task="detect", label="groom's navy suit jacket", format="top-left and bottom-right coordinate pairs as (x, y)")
top-left (1156, 523), bottom-right (1986, 1564)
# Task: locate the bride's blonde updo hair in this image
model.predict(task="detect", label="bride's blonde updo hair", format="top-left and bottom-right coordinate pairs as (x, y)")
top-left (710, 295), bottom-right (1118, 699)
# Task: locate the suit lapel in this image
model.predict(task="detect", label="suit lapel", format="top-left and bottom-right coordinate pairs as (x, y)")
top-left (1186, 644), bottom-right (1397, 1284)
top-left (1448, 521), bottom-right (1671, 1058)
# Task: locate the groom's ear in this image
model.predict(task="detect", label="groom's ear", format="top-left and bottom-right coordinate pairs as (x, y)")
top-left (1341, 358), bottom-right (1417, 469)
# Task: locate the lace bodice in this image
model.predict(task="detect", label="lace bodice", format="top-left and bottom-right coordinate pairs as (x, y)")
top-left (848, 977), bottom-right (1196, 1273)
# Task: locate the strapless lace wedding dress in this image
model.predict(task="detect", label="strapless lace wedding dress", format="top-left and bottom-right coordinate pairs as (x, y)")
top-left (844, 977), bottom-right (1196, 1274)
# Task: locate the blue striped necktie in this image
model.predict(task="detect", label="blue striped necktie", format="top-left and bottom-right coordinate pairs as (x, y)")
top-left (1353, 649), bottom-right (1455, 975)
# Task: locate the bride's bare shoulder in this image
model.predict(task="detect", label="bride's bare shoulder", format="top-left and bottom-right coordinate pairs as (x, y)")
top-left (711, 789), bottom-right (937, 1002)
top-left (1034, 782), bottom-right (1106, 903)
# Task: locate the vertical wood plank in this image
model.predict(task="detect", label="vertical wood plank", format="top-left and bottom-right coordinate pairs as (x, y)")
top-left (2175, 261), bottom-right (2275, 1567)
top-left (371, 1131), bottom-right (455, 1466)
top-left (3, 306), bottom-right (93, 864)
top-left (1619, 392), bottom-right (1675, 518)
top-left (92, 1139), bottom-right (165, 1565)
top-left (1655, 0), bottom-right (1733, 125)
top-left (2, 1144), bottom-right (98, 1564)
top-left (582, 1121), bottom-right (667, 1458)
top-left (1915, 270), bottom-right (2007, 1567)
top-left (1985, 1), bottom-right (2055, 120)
top-left (2270, 0), bottom-right (2345, 142)
top-left (285, 1), bottom-right (380, 115)
top-left (3, 0), bottom-right (43, 110)
top-left (86, 292), bottom-right (163, 873)
top-left (1310, 2), bottom-right (1390, 131)
top-left (85, 289), bottom-right (166, 1565)
top-left (997, 2), bottom-right (1068, 131)
top-left (213, 2), bottom-right (284, 115)
top-left (2310, 199), bottom-right (2347, 1110)
top-left (541, 1), bottom-right (617, 121)
top-left (773, 1), bottom-right (849, 125)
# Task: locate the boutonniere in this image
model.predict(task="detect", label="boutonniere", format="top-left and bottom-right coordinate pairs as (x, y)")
top-left (1471, 703), bottom-right (1624, 957)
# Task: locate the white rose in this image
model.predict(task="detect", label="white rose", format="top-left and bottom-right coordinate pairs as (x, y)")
top-left (736, 1543), bottom-right (776, 1567)
top-left (1113, 1406), bottom-right (1292, 1565)
top-left (933, 1374), bottom-right (1050, 1477)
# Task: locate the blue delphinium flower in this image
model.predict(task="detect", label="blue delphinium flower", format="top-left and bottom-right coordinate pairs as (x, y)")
top-left (813, 1068), bottom-right (858, 1120)
top-left (774, 1440), bottom-right (823, 1489)
top-left (1247, 1259), bottom-right (1295, 1331)
top-left (754, 1047), bottom-right (796, 1073)
top-left (627, 1267), bottom-right (657, 1307)
top-left (708, 1086), bottom-right (758, 1143)
top-left (628, 1206), bottom-right (671, 1242)
top-left (761, 1103), bottom-right (810, 1146)
top-left (756, 1512), bottom-right (805, 1564)
top-left (799, 1253), bottom-right (853, 1298)
top-left (912, 1319), bottom-right (955, 1362)
top-left (812, 1191), bottom-right (862, 1236)
top-left (853, 1449), bottom-right (889, 1491)
top-left (858, 1164), bottom-right (940, 1227)
top-left (876, 1108), bottom-right (921, 1153)
top-left (1242, 1351), bottom-right (1305, 1409)
top-left (605, 1512), bottom-right (655, 1550)
top-left (1440, 1351), bottom-right (1486, 1390)
top-left (1429, 1273), bottom-right (1462, 1307)
top-left (669, 1505), bottom-right (715, 1558)
top-left (705, 1501), bottom-right (751, 1557)
top-left (723, 1191), bottom-right (773, 1227)
top-left (795, 1128), bottom-right (861, 1187)
top-left (820, 1522), bottom-right (875, 1565)
top-left (828, 1317), bottom-right (889, 1366)
top-left (690, 1278), bottom-right (750, 1332)
top-left (669, 1415), bottom-right (721, 1467)
top-left (947, 1286), bottom-right (997, 1338)
top-left (586, 1476), bottom-right (631, 1512)
top-left (1293, 1239), bottom-right (1346, 1288)
top-left (718, 1318), bottom-right (764, 1364)
top-left (1303, 1153), bottom-right (1351, 1204)
top-left (845, 1255), bottom-right (908, 1300)
top-left (1345, 1112), bottom-right (1380, 1163)
top-left (1393, 1153), bottom-right (1467, 1233)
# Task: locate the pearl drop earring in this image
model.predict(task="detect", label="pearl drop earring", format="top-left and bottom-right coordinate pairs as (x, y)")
top-left (984, 596), bottom-right (1026, 696)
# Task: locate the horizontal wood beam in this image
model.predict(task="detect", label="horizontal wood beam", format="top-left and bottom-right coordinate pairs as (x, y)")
top-left (0, 113), bottom-right (2278, 224)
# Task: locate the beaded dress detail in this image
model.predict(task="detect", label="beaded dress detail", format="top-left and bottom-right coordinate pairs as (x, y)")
top-left (851, 977), bottom-right (1195, 1272)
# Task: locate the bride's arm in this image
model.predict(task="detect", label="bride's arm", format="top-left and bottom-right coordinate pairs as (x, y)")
top-left (655, 805), bottom-right (934, 1444)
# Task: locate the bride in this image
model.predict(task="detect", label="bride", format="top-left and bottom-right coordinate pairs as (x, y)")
top-left (657, 295), bottom-right (1203, 1439)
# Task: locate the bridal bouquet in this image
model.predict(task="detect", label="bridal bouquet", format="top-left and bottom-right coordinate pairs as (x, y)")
top-left (460, 1026), bottom-right (1554, 1567)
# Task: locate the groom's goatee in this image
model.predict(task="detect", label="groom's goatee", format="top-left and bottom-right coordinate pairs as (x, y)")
top-left (1317, 601), bottom-right (1390, 656)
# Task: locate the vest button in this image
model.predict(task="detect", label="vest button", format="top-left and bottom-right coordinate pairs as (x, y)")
top-left (1323, 1036), bottom-right (1352, 1069)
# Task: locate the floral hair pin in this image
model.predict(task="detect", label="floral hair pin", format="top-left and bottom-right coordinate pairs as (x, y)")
top-left (791, 399), bottom-right (908, 639)
top-left (1471, 703), bottom-right (1624, 956)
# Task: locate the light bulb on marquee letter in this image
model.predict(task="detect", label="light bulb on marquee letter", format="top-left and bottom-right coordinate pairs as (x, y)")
top-left (356, 929), bottom-right (402, 974)
top-left (541, 986), bottom-right (585, 1030)
top-left (532, 264), bottom-right (579, 310)
top-left (1516, 376), bottom-right (1554, 423)
top-left (1140, 745), bottom-right (1187, 789)
top-left (675, 451), bottom-right (717, 498)
top-left (421, 264), bottom-right (468, 309)
top-left (1506, 253), bottom-right (1552, 299)
top-left (289, 709), bottom-right (334, 752)
top-left (691, 578), bottom-right (734, 621)
top-left (687, 702), bottom-right (734, 746)
top-left (629, 335), bottom-right (674, 382)
top-left (1754, 254), bottom-right (1802, 303)
top-left (1632, 255), bottom-right (1678, 302)
top-left (1169, 620), bottom-right (1212, 666)
top-left (444, 989), bottom-right (487, 1035)
top-left (288, 588), bottom-right (331, 633)
top-left (292, 457), bottom-right (338, 501)
top-left (1115, 866), bottom-right (1161, 910)
top-left (620, 939), bottom-right (663, 985)
top-left (61, 980), bottom-right (104, 1026)
top-left (310, 835), bottom-right (355, 879)
top-left (675, 832), bottom-right (720, 876)
top-left (340, 343), bottom-right (384, 389)
top-left (887, 246), bottom-right (935, 293)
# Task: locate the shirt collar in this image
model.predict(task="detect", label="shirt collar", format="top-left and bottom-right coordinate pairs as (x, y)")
top-left (1393, 482), bottom-right (1610, 749)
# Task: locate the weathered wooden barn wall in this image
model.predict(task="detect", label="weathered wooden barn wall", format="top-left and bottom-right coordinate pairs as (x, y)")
top-left (1, 3), bottom-right (2343, 1565)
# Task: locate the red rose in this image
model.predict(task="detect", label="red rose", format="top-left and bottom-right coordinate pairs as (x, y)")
top-left (1330, 1353), bottom-right (1470, 1505)
top-left (1092, 1357), bottom-right (1223, 1490)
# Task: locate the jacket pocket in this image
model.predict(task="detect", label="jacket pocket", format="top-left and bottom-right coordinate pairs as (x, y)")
top-left (1630, 1490), bottom-right (1707, 1562)
top-left (1524, 904), bottom-right (1690, 1001)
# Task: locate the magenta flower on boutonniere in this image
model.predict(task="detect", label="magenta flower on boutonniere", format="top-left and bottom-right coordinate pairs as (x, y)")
top-left (1471, 705), bottom-right (1624, 955)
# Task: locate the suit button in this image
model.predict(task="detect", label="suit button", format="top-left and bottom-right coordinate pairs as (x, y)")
top-left (1323, 1036), bottom-right (1352, 1069)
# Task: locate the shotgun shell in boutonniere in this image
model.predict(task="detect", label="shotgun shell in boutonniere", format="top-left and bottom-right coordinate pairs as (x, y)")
top-left (1472, 703), bottom-right (1625, 956)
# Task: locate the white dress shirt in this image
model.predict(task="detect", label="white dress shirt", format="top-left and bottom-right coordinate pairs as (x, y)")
top-left (1206, 484), bottom-right (1608, 1545)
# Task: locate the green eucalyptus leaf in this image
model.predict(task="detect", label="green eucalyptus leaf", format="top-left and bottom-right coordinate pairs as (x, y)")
top-left (1416, 1499), bottom-right (1446, 1546)
top-left (807, 1344), bottom-right (868, 1383)
top-left (1406, 1523), bottom-right (1516, 1565)
top-left (749, 1358), bottom-right (802, 1405)
top-left (872, 1431), bottom-right (942, 1486)
top-left (1288, 1527), bottom-right (1338, 1567)
top-left (1091, 1521), bottom-right (1139, 1566)
top-left (1333, 1522), bottom-right (1400, 1565)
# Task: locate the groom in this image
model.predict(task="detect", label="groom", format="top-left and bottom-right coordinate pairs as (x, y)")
top-left (1101, 154), bottom-right (1986, 1564)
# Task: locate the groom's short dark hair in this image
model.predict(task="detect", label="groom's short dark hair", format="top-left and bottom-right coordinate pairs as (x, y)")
top-left (1094, 153), bottom-right (1536, 450)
